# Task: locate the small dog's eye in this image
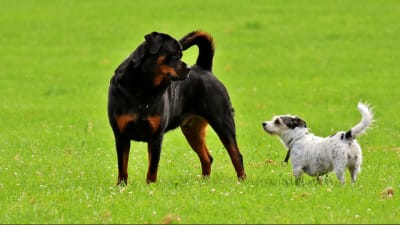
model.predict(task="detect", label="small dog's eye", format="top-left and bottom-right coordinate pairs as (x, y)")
top-left (274, 119), bottom-right (280, 125)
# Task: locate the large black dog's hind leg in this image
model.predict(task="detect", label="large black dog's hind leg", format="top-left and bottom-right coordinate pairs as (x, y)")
top-left (209, 116), bottom-right (246, 180)
top-left (181, 116), bottom-right (213, 177)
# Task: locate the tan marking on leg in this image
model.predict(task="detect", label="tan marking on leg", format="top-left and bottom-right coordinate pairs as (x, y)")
top-left (181, 116), bottom-right (212, 176)
top-left (147, 116), bottom-right (161, 134)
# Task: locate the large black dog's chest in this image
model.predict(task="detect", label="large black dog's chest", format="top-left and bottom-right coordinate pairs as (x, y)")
top-left (124, 114), bottom-right (155, 141)
top-left (122, 100), bottom-right (166, 141)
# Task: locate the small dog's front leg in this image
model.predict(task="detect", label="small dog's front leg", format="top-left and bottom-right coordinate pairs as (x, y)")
top-left (293, 169), bottom-right (303, 185)
top-left (146, 136), bottom-right (163, 183)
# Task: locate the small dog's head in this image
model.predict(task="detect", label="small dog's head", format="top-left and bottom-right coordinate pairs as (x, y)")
top-left (262, 115), bottom-right (307, 135)
top-left (117, 32), bottom-right (191, 87)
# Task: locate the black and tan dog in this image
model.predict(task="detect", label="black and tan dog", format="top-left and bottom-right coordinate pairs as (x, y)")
top-left (108, 31), bottom-right (246, 184)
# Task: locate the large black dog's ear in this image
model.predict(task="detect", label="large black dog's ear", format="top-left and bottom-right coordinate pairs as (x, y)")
top-left (282, 116), bottom-right (307, 129)
top-left (131, 43), bottom-right (147, 68)
top-left (144, 32), bottom-right (163, 54)
top-left (114, 43), bottom-right (146, 74)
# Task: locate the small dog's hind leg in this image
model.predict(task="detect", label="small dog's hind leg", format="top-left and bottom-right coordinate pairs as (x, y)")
top-left (334, 168), bottom-right (346, 184)
top-left (349, 166), bottom-right (360, 183)
top-left (317, 175), bottom-right (323, 184)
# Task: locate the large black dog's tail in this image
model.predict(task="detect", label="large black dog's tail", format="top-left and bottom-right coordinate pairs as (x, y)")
top-left (180, 30), bottom-right (215, 71)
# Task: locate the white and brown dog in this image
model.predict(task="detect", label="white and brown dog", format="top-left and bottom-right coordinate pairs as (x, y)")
top-left (262, 102), bottom-right (373, 184)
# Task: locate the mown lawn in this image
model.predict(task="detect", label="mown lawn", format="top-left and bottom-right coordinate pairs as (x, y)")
top-left (0, 0), bottom-right (399, 223)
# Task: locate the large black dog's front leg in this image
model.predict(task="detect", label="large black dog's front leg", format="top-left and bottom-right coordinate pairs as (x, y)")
top-left (146, 136), bottom-right (163, 183)
top-left (115, 137), bottom-right (131, 185)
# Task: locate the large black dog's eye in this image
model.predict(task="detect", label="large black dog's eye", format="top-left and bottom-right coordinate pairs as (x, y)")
top-left (174, 52), bottom-right (181, 59)
top-left (168, 52), bottom-right (180, 61)
top-left (167, 55), bottom-right (179, 63)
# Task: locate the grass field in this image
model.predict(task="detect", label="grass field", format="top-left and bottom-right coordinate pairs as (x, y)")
top-left (1, 0), bottom-right (399, 223)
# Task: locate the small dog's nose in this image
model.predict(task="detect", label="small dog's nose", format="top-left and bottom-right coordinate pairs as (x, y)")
top-left (262, 122), bottom-right (267, 127)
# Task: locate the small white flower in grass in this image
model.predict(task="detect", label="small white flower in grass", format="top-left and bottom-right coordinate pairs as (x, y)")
top-left (211, 188), bottom-right (216, 193)
top-left (355, 214), bottom-right (360, 219)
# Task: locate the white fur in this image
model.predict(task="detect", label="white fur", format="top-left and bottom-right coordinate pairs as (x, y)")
top-left (262, 102), bottom-right (373, 184)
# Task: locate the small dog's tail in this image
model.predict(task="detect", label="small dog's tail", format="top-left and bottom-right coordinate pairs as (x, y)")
top-left (180, 30), bottom-right (215, 71)
top-left (345, 102), bottom-right (374, 140)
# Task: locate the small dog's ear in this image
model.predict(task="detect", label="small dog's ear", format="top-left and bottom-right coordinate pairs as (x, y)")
top-left (145, 32), bottom-right (163, 54)
top-left (294, 118), bottom-right (307, 128)
top-left (283, 116), bottom-right (307, 129)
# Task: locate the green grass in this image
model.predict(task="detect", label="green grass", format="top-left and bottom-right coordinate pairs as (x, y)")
top-left (1, 0), bottom-right (399, 223)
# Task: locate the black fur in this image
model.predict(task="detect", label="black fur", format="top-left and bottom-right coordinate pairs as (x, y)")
top-left (282, 116), bottom-right (307, 129)
top-left (345, 130), bottom-right (353, 139)
top-left (108, 31), bottom-right (246, 185)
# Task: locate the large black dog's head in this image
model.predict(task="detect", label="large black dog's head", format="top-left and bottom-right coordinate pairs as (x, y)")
top-left (116, 32), bottom-right (191, 87)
